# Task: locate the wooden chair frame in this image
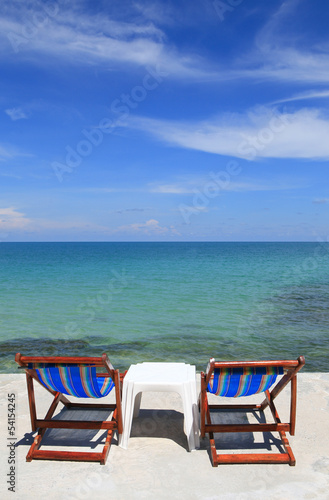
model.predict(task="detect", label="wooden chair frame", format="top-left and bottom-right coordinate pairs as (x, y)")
top-left (15, 353), bottom-right (124, 465)
top-left (200, 356), bottom-right (305, 466)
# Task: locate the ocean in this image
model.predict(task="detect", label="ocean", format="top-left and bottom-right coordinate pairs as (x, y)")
top-left (1, 242), bottom-right (328, 373)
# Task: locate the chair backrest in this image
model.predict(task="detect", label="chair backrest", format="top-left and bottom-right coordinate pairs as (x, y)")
top-left (31, 364), bottom-right (114, 398)
top-left (15, 353), bottom-right (116, 399)
top-left (207, 366), bottom-right (283, 397)
top-left (205, 359), bottom-right (302, 398)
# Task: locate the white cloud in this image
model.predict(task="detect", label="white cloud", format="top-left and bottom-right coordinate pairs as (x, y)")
top-left (0, 209), bottom-right (111, 234)
top-left (2, 1), bottom-right (329, 86)
top-left (149, 183), bottom-right (194, 194)
top-left (0, 145), bottom-right (14, 160)
top-left (273, 90), bottom-right (329, 105)
top-left (313, 198), bottom-right (329, 204)
top-left (0, 6), bottom-right (218, 81)
top-left (0, 172), bottom-right (21, 179)
top-left (150, 179), bottom-right (298, 194)
top-left (0, 207), bottom-right (31, 230)
top-left (242, 0), bottom-right (329, 85)
top-left (1, 0), bottom-right (329, 90)
top-left (116, 218), bottom-right (180, 235)
top-left (239, 48), bottom-right (329, 85)
top-left (129, 107), bottom-right (329, 160)
top-left (114, 208), bottom-right (148, 214)
top-left (5, 107), bottom-right (27, 121)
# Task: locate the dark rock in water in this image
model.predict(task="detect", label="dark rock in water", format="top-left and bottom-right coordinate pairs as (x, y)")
top-left (0, 336), bottom-right (89, 355)
top-left (0, 337), bottom-right (91, 373)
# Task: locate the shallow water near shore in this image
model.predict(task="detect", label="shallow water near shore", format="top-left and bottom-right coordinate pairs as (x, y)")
top-left (1, 242), bottom-right (328, 372)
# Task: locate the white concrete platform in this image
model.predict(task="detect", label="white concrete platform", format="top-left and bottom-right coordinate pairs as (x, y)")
top-left (1, 373), bottom-right (329, 500)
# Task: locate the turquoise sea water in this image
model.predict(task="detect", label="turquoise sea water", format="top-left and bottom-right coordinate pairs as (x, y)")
top-left (1, 242), bottom-right (329, 372)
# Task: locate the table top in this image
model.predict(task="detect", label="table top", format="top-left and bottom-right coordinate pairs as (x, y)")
top-left (124, 362), bottom-right (196, 386)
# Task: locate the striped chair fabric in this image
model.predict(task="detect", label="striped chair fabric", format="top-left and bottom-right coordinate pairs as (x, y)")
top-left (207, 366), bottom-right (284, 397)
top-left (30, 364), bottom-right (114, 398)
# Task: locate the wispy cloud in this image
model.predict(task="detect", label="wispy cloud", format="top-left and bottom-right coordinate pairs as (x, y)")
top-left (115, 218), bottom-right (180, 235)
top-left (5, 107), bottom-right (27, 121)
top-left (81, 187), bottom-right (140, 194)
top-left (0, 4), bottom-right (218, 81)
top-left (2, 0), bottom-right (329, 87)
top-left (0, 146), bottom-right (13, 160)
top-left (227, 48), bottom-right (329, 85)
top-left (128, 107), bottom-right (329, 160)
top-left (313, 198), bottom-right (329, 204)
top-left (114, 208), bottom-right (148, 214)
top-left (0, 171), bottom-right (22, 179)
top-left (149, 183), bottom-right (194, 194)
top-left (0, 215), bottom-right (113, 236)
top-left (273, 90), bottom-right (329, 105)
top-left (242, 0), bottom-right (329, 85)
top-left (150, 177), bottom-right (305, 195)
top-left (0, 207), bottom-right (31, 230)
top-left (4, 100), bottom-right (59, 121)
top-left (0, 144), bottom-right (22, 160)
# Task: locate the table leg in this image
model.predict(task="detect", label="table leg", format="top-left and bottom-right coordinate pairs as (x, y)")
top-left (119, 380), bottom-right (135, 449)
top-left (180, 382), bottom-right (200, 451)
top-left (133, 392), bottom-right (142, 418)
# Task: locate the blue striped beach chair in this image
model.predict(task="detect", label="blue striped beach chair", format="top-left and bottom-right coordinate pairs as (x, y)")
top-left (200, 356), bottom-right (305, 466)
top-left (15, 353), bottom-right (124, 464)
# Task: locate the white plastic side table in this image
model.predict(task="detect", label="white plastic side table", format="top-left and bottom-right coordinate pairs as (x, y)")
top-left (119, 362), bottom-right (200, 451)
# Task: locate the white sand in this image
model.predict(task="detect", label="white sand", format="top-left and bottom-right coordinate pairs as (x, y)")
top-left (1, 373), bottom-right (329, 500)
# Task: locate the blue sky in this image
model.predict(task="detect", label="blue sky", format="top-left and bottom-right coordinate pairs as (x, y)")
top-left (1, 0), bottom-right (329, 241)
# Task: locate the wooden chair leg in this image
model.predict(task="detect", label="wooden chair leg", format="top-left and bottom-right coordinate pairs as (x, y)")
top-left (26, 373), bottom-right (37, 432)
top-left (27, 402), bottom-right (119, 464)
top-left (279, 430), bottom-right (296, 466)
top-left (200, 373), bottom-right (207, 438)
top-left (290, 375), bottom-right (297, 436)
top-left (26, 430), bottom-right (45, 462)
top-left (101, 429), bottom-right (114, 465)
top-left (209, 431), bottom-right (219, 467)
top-left (204, 404), bottom-right (297, 466)
top-left (114, 371), bottom-right (123, 434)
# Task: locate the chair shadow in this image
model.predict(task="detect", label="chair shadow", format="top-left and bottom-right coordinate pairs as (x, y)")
top-left (129, 408), bottom-right (189, 450)
top-left (15, 406), bottom-right (116, 451)
top-left (203, 408), bottom-right (286, 460)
